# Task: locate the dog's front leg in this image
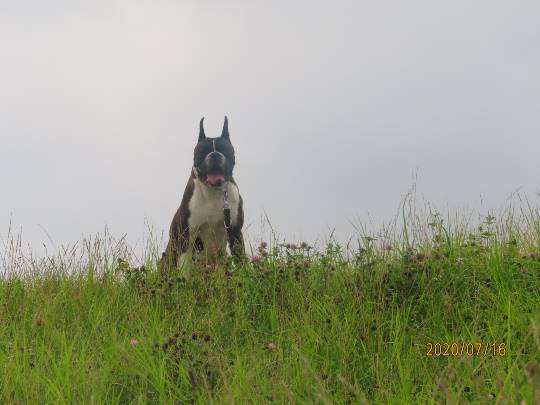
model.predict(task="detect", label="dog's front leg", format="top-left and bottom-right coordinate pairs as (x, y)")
top-left (160, 216), bottom-right (190, 278)
top-left (228, 195), bottom-right (245, 262)
top-left (228, 228), bottom-right (245, 262)
top-left (230, 234), bottom-right (245, 261)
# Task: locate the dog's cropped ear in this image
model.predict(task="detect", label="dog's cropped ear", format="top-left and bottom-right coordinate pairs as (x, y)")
top-left (221, 116), bottom-right (229, 139)
top-left (198, 117), bottom-right (206, 142)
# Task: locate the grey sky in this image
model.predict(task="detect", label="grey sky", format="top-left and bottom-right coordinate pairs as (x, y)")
top-left (1, 0), bottom-right (539, 253)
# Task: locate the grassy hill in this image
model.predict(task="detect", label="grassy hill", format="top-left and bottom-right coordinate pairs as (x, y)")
top-left (1, 202), bottom-right (540, 404)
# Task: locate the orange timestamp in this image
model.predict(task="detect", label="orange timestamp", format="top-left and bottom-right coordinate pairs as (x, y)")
top-left (426, 342), bottom-right (506, 357)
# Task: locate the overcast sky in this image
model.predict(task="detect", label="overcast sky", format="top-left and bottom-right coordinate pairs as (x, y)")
top-left (1, 0), bottom-right (539, 254)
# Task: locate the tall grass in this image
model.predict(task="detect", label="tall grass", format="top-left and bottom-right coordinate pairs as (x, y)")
top-left (1, 195), bottom-right (539, 404)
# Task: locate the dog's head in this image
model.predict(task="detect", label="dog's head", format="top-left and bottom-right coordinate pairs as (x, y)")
top-left (193, 116), bottom-right (236, 188)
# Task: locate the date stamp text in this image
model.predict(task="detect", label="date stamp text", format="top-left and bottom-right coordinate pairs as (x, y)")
top-left (426, 342), bottom-right (506, 357)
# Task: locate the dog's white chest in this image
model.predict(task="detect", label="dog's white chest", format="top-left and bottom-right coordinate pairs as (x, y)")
top-left (187, 180), bottom-right (240, 253)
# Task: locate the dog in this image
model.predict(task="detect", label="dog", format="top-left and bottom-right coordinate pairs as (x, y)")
top-left (160, 116), bottom-right (245, 275)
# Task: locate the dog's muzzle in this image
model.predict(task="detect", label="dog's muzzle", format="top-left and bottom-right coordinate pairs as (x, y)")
top-left (204, 152), bottom-right (226, 186)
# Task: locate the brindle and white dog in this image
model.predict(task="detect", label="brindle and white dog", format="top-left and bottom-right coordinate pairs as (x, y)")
top-left (160, 116), bottom-right (245, 275)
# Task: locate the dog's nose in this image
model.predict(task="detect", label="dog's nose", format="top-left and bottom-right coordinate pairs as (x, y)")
top-left (207, 151), bottom-right (224, 161)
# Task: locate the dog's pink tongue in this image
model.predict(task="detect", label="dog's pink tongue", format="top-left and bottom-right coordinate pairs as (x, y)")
top-left (206, 173), bottom-right (225, 186)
